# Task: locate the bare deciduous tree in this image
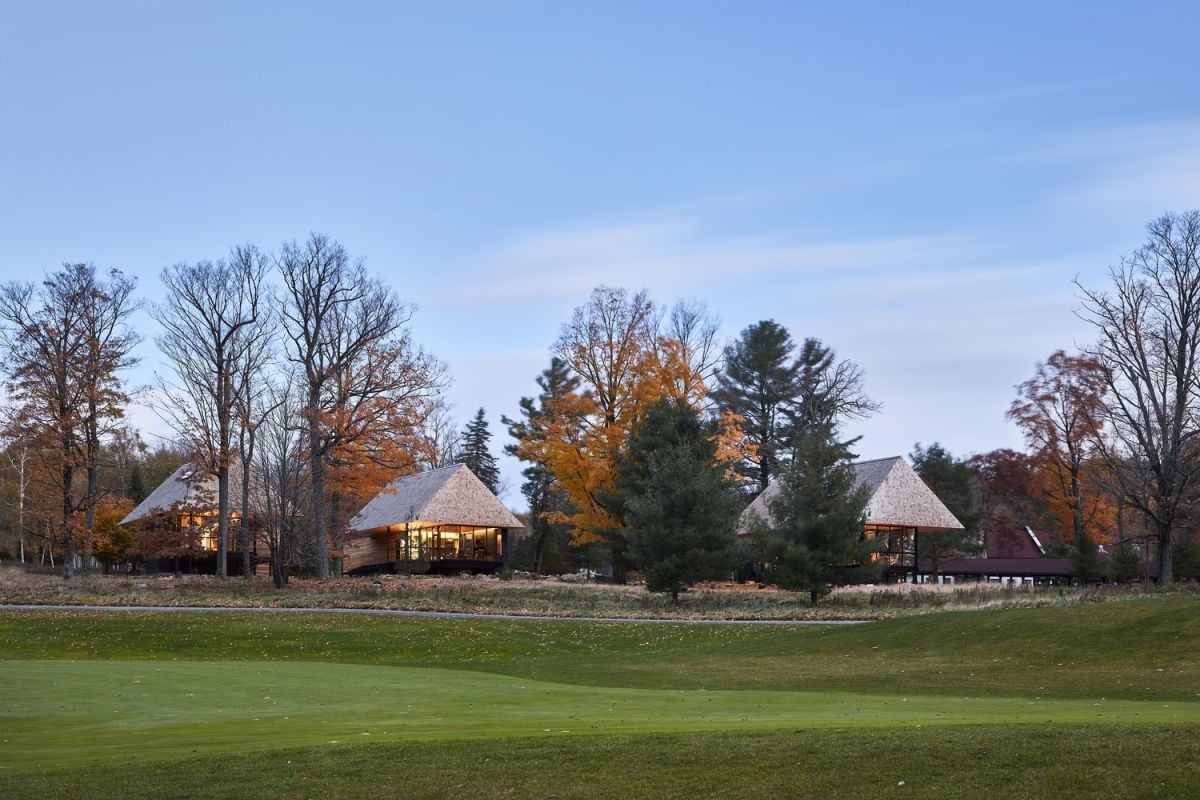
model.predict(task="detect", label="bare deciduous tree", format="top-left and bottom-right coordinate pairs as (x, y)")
top-left (1077, 210), bottom-right (1200, 584)
top-left (788, 337), bottom-right (880, 448)
top-left (417, 397), bottom-right (461, 469)
top-left (1, 268), bottom-right (88, 577)
top-left (662, 298), bottom-right (722, 402)
top-left (279, 233), bottom-right (446, 580)
top-left (79, 268), bottom-right (140, 571)
top-left (0, 265), bottom-right (135, 577)
top-left (154, 245), bottom-right (270, 578)
top-left (250, 382), bottom-right (308, 588)
top-left (553, 285), bottom-right (657, 429)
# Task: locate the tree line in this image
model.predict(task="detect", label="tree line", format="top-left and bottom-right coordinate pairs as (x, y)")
top-left (505, 212), bottom-right (1200, 595)
top-left (0, 234), bottom-right (497, 582)
top-left (2, 213), bottom-right (1199, 594)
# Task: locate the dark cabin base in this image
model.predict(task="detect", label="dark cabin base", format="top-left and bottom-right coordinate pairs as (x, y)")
top-left (346, 559), bottom-right (503, 577)
top-left (143, 552), bottom-right (267, 576)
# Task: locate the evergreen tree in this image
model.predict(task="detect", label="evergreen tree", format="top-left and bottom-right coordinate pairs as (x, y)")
top-left (712, 320), bottom-right (801, 497)
top-left (1172, 534), bottom-right (1200, 582)
top-left (749, 423), bottom-right (878, 603)
top-left (127, 462), bottom-right (147, 504)
top-left (503, 357), bottom-right (581, 572)
top-left (909, 443), bottom-right (984, 578)
top-left (615, 397), bottom-right (744, 601)
top-left (1110, 541), bottom-right (1144, 583)
top-left (456, 408), bottom-right (500, 493)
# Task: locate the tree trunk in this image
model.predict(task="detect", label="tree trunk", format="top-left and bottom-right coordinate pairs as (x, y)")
top-left (330, 492), bottom-right (342, 578)
top-left (216, 466), bottom-right (229, 578)
top-left (240, 451), bottom-right (253, 580)
top-left (272, 550), bottom-right (286, 588)
top-left (83, 398), bottom-right (98, 576)
top-left (809, 588), bottom-right (819, 605)
top-left (310, 429), bottom-right (329, 581)
top-left (84, 458), bottom-right (96, 574)
top-left (1159, 521), bottom-right (1174, 586)
top-left (16, 448), bottom-right (26, 564)
top-left (61, 460), bottom-right (75, 580)
top-left (532, 528), bottom-right (546, 573)
top-left (82, 412), bottom-right (96, 575)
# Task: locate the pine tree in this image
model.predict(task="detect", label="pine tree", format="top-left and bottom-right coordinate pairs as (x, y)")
top-left (749, 423), bottom-right (878, 603)
top-left (712, 320), bottom-right (801, 497)
top-left (1172, 533), bottom-right (1200, 582)
top-left (127, 462), bottom-right (147, 504)
top-left (615, 397), bottom-right (744, 601)
top-left (502, 357), bottom-right (580, 572)
top-left (457, 408), bottom-right (500, 493)
top-left (1110, 541), bottom-right (1144, 583)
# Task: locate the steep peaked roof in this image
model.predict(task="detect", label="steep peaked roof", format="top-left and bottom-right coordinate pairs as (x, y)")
top-left (347, 464), bottom-right (522, 533)
top-left (121, 463), bottom-right (222, 525)
top-left (738, 456), bottom-right (963, 534)
top-left (986, 528), bottom-right (1046, 559)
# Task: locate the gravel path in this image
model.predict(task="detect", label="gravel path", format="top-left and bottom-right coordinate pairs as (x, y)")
top-left (0, 603), bottom-right (870, 625)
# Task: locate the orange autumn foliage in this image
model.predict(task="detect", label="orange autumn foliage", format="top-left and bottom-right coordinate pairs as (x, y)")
top-left (1009, 350), bottom-right (1117, 553)
top-left (528, 326), bottom-right (748, 544)
top-left (319, 350), bottom-right (443, 538)
top-left (1029, 458), bottom-right (1117, 550)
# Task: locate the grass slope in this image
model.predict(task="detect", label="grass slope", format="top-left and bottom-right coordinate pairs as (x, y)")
top-left (1, 594), bottom-right (1197, 699)
top-left (1, 596), bottom-right (1198, 798)
top-left (4, 726), bottom-right (1199, 800)
top-left (5, 659), bottom-right (1195, 769)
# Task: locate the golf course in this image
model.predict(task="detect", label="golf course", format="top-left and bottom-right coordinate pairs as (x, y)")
top-left (2, 594), bottom-right (1198, 799)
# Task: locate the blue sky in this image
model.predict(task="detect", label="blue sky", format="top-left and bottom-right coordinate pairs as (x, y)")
top-left (3, 1), bottom-right (1199, 505)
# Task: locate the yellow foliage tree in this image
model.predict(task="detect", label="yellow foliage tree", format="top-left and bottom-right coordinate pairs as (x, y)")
top-left (518, 287), bottom-right (748, 559)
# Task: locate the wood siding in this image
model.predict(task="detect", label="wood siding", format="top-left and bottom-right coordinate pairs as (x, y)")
top-left (343, 532), bottom-right (390, 573)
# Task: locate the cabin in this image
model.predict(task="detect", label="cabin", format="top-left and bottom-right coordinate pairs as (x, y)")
top-left (342, 464), bottom-right (524, 575)
top-left (119, 463), bottom-right (267, 575)
top-left (738, 455), bottom-right (964, 581)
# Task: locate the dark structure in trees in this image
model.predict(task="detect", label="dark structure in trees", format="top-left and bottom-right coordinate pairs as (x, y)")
top-left (1007, 351), bottom-right (1111, 582)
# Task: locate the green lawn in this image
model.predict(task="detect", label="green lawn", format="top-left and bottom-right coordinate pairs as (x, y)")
top-left (1, 595), bottom-right (1198, 798)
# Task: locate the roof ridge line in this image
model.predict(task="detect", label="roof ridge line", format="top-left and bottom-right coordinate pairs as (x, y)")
top-left (853, 455), bottom-right (903, 465)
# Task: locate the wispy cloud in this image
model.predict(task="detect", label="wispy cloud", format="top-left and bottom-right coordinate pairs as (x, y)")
top-left (976, 117), bottom-right (1200, 222)
top-left (434, 217), bottom-right (992, 308)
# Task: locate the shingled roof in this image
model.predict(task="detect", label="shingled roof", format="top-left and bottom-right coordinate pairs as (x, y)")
top-left (120, 463), bottom-right (229, 525)
top-left (738, 455), bottom-right (963, 534)
top-left (346, 464), bottom-right (523, 533)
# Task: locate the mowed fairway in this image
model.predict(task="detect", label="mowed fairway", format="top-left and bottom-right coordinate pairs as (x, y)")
top-left (1, 596), bottom-right (1199, 799)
